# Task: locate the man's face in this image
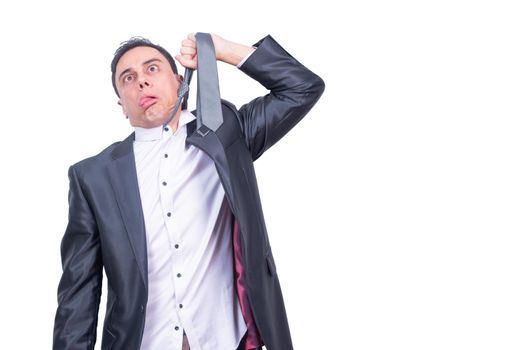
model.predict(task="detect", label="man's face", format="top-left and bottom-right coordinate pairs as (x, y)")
top-left (115, 46), bottom-right (181, 128)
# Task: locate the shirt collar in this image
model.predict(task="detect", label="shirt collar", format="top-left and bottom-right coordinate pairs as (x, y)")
top-left (134, 110), bottom-right (196, 142)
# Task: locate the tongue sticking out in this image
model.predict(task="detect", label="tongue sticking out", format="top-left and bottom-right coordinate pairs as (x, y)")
top-left (140, 96), bottom-right (157, 108)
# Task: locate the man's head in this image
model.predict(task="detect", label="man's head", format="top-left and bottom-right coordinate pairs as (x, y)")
top-left (111, 37), bottom-right (182, 128)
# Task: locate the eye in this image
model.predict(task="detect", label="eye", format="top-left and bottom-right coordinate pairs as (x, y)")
top-left (123, 74), bottom-right (135, 83)
top-left (148, 64), bottom-right (159, 73)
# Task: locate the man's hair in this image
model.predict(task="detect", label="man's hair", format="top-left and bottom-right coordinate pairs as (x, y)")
top-left (111, 37), bottom-right (179, 97)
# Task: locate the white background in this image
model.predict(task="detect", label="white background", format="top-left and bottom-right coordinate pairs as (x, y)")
top-left (0, 0), bottom-right (523, 349)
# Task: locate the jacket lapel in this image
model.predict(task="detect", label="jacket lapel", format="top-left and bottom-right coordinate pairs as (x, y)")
top-left (107, 133), bottom-right (148, 289)
top-left (186, 119), bottom-right (236, 215)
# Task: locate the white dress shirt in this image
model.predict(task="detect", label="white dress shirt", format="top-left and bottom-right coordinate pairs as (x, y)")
top-left (133, 110), bottom-right (247, 350)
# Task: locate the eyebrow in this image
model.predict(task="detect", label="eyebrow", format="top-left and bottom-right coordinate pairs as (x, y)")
top-left (118, 58), bottom-right (163, 82)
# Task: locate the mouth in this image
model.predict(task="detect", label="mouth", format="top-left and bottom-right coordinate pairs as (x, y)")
top-left (139, 96), bottom-right (158, 109)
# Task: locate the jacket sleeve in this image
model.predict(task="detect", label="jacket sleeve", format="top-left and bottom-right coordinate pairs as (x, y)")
top-left (53, 165), bottom-right (103, 350)
top-left (236, 34), bottom-right (325, 161)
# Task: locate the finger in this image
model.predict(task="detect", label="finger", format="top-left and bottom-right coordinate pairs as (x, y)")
top-left (181, 54), bottom-right (194, 64)
top-left (175, 54), bottom-right (197, 69)
top-left (177, 53), bottom-right (194, 63)
top-left (179, 46), bottom-right (196, 55)
top-left (187, 33), bottom-right (196, 41)
top-left (181, 39), bottom-right (196, 49)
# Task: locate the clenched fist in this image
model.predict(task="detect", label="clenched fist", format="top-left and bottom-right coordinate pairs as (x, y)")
top-left (175, 33), bottom-right (255, 69)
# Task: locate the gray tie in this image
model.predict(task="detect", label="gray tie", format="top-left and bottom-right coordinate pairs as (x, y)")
top-left (163, 32), bottom-right (224, 136)
top-left (195, 32), bottom-right (224, 135)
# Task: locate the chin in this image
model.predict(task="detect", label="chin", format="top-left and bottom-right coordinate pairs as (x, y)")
top-left (145, 107), bottom-right (169, 123)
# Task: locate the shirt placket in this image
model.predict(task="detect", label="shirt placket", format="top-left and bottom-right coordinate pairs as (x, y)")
top-left (158, 127), bottom-right (186, 347)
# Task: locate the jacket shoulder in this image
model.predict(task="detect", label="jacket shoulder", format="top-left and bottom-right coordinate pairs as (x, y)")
top-left (191, 99), bottom-right (243, 136)
top-left (69, 136), bottom-right (130, 176)
top-left (221, 98), bottom-right (238, 115)
top-left (220, 99), bottom-right (244, 131)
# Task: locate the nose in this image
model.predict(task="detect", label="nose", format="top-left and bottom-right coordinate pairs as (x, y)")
top-left (138, 77), bottom-right (151, 90)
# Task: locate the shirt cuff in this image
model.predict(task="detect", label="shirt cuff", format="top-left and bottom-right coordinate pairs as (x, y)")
top-left (236, 48), bottom-right (256, 68)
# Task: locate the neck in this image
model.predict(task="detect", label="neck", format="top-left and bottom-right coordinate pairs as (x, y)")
top-left (166, 106), bottom-right (183, 132)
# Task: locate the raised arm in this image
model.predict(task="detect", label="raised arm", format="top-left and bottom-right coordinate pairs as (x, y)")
top-left (236, 35), bottom-right (325, 160)
top-left (176, 33), bottom-right (325, 160)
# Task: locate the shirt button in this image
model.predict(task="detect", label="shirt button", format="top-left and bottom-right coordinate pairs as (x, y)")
top-left (164, 153), bottom-right (168, 158)
top-left (179, 304), bottom-right (183, 308)
top-left (164, 127), bottom-right (169, 132)
top-left (162, 181), bottom-right (167, 186)
top-left (177, 273), bottom-right (182, 278)
top-left (174, 244), bottom-right (179, 249)
top-left (174, 326), bottom-right (179, 331)
top-left (140, 305), bottom-right (144, 313)
top-left (167, 212), bottom-right (172, 217)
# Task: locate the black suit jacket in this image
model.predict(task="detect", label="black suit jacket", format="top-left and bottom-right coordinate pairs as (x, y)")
top-left (53, 35), bottom-right (324, 350)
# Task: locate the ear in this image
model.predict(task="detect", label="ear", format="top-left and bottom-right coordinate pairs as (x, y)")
top-left (117, 100), bottom-right (127, 118)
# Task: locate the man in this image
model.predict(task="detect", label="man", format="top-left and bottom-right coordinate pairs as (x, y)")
top-left (53, 32), bottom-right (324, 350)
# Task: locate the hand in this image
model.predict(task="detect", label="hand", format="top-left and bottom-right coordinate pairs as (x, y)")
top-left (175, 33), bottom-right (227, 69)
top-left (175, 33), bottom-right (254, 68)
